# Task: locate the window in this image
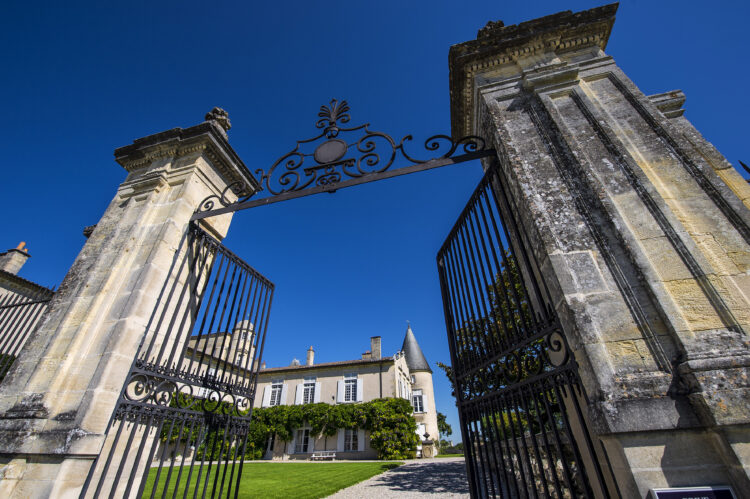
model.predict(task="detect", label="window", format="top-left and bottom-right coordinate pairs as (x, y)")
top-left (344, 374), bottom-right (357, 402)
top-left (412, 390), bottom-right (424, 413)
top-left (410, 375), bottom-right (416, 384)
top-left (344, 429), bottom-right (358, 451)
top-left (295, 428), bottom-right (310, 453)
top-left (399, 378), bottom-right (410, 400)
top-left (303, 376), bottom-right (316, 404)
top-left (269, 381), bottom-right (283, 406)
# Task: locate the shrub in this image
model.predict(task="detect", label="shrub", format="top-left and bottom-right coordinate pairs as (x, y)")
top-left (160, 396), bottom-right (420, 461)
top-left (241, 398), bottom-right (418, 460)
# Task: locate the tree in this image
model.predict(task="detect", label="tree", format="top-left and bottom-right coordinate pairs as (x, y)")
top-left (439, 250), bottom-right (543, 401)
top-left (438, 251), bottom-right (564, 451)
top-left (437, 412), bottom-right (452, 441)
top-left (436, 361), bottom-right (454, 396)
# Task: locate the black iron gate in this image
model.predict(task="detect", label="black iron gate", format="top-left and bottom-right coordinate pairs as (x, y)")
top-left (437, 163), bottom-right (617, 498)
top-left (81, 223), bottom-right (274, 499)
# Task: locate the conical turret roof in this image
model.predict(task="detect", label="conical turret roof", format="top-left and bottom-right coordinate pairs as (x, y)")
top-left (401, 324), bottom-right (431, 373)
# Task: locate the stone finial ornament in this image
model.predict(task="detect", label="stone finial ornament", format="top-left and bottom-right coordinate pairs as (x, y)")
top-left (205, 107), bottom-right (231, 133)
top-left (477, 19), bottom-right (504, 38)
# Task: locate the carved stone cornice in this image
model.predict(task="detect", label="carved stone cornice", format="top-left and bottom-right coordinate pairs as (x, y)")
top-left (648, 90), bottom-right (686, 119)
top-left (114, 120), bottom-right (259, 193)
top-left (449, 3), bottom-right (618, 138)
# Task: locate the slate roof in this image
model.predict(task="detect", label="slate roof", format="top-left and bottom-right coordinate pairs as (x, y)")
top-left (0, 269), bottom-right (54, 298)
top-left (401, 325), bottom-right (431, 373)
top-left (259, 357), bottom-right (393, 374)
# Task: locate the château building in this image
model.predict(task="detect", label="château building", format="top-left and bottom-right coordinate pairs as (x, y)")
top-left (253, 324), bottom-right (439, 460)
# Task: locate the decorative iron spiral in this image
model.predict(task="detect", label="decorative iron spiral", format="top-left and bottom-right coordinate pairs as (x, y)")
top-left (193, 99), bottom-right (491, 215)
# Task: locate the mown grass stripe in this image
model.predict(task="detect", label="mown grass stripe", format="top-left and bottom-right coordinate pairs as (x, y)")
top-left (142, 461), bottom-right (402, 499)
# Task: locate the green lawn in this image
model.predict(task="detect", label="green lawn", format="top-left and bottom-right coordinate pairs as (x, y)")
top-left (142, 461), bottom-right (402, 499)
top-left (436, 453), bottom-right (464, 458)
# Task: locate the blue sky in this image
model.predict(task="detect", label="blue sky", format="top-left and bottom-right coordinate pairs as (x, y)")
top-left (2, 0), bottom-right (749, 440)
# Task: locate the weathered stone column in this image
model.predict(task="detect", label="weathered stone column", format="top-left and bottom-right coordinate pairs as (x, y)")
top-left (0, 109), bottom-right (257, 498)
top-left (450, 4), bottom-right (750, 497)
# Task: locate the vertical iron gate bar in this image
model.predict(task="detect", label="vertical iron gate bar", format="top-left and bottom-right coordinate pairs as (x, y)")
top-left (182, 421), bottom-right (208, 499)
top-left (489, 163), bottom-right (582, 497)
top-left (437, 162), bottom-right (618, 498)
top-left (91, 407), bottom-right (126, 498)
top-left (164, 235), bottom-right (206, 371)
top-left (135, 417), bottom-right (167, 499)
top-left (451, 232), bottom-right (482, 367)
top-left (166, 417), bottom-right (190, 499)
top-left (493, 155), bottom-right (616, 498)
top-left (80, 223), bottom-right (274, 498)
top-left (438, 258), bottom-right (479, 497)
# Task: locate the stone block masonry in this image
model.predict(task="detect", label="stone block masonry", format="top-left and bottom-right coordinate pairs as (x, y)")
top-left (0, 113), bottom-right (256, 498)
top-left (450, 3), bottom-right (750, 497)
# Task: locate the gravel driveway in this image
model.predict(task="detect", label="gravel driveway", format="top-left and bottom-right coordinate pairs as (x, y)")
top-left (327, 457), bottom-right (470, 498)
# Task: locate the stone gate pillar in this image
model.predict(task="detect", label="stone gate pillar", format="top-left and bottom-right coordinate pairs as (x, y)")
top-left (0, 109), bottom-right (256, 497)
top-left (450, 4), bottom-right (750, 497)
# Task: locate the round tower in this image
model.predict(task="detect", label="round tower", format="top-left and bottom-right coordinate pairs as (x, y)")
top-left (401, 324), bottom-right (439, 455)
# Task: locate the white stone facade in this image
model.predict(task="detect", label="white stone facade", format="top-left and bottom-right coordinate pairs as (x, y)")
top-left (253, 329), bottom-right (439, 460)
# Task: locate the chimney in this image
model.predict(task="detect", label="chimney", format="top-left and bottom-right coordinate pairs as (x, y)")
top-left (306, 346), bottom-right (314, 366)
top-left (371, 336), bottom-right (381, 360)
top-left (0, 242), bottom-right (30, 275)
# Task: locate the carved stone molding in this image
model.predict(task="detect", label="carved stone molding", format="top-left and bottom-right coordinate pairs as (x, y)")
top-left (449, 3), bottom-right (617, 138)
top-left (114, 120), bottom-right (258, 195)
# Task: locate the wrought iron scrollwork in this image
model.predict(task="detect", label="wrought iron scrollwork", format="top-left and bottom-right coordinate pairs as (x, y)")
top-left (455, 325), bottom-right (573, 401)
top-left (196, 99), bottom-right (490, 214)
top-left (122, 370), bottom-right (253, 416)
top-left (197, 180), bottom-right (255, 214)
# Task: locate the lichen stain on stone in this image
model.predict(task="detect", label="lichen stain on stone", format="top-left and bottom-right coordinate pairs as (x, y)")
top-left (52, 410), bottom-right (76, 422)
top-left (53, 427), bottom-right (89, 455)
top-left (4, 393), bottom-right (48, 419)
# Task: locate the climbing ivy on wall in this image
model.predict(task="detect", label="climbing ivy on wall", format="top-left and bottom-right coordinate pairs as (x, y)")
top-left (160, 396), bottom-right (420, 461)
top-left (248, 398), bottom-right (420, 460)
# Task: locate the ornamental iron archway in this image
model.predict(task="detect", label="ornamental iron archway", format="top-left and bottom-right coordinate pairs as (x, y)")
top-left (82, 99), bottom-right (612, 498)
top-left (191, 99), bottom-right (495, 220)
